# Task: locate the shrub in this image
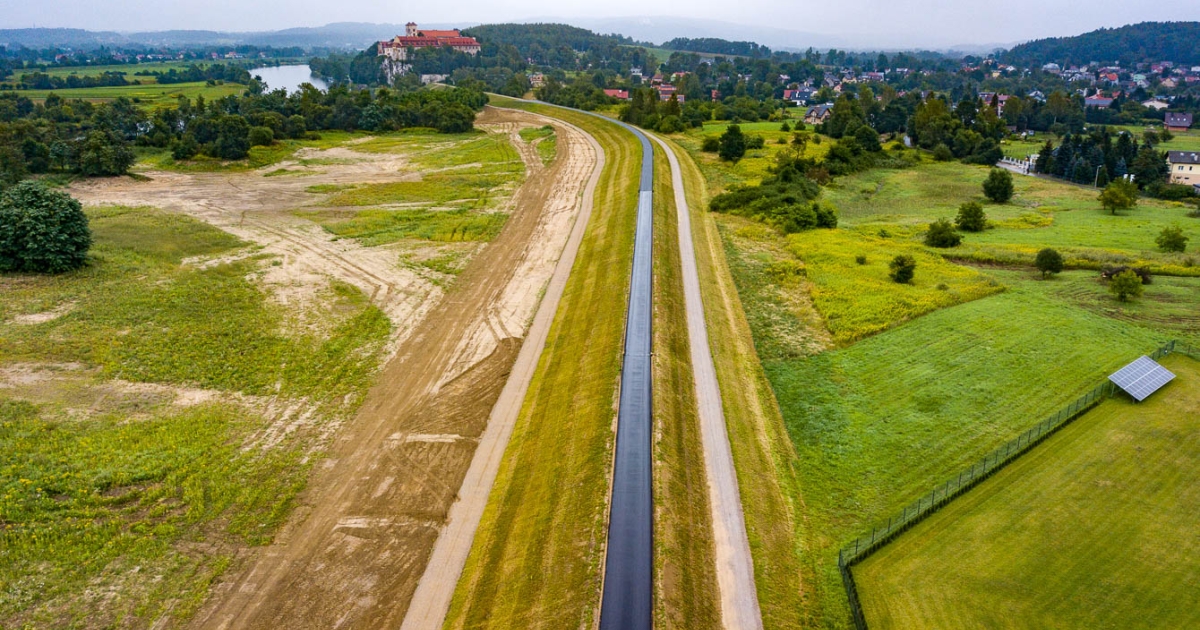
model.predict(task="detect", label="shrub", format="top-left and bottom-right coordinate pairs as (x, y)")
top-left (889, 255), bottom-right (916, 283)
top-left (854, 125), bottom-right (881, 152)
top-left (0, 181), bottom-right (91, 273)
top-left (701, 137), bottom-right (720, 152)
top-left (248, 126), bottom-right (275, 147)
top-left (1035, 248), bottom-right (1064, 278)
top-left (746, 135), bottom-right (766, 150)
top-left (1155, 225), bottom-right (1189, 252)
top-left (780, 121), bottom-right (791, 132)
top-left (924, 218), bottom-right (962, 248)
top-left (72, 131), bottom-right (135, 177)
top-left (1099, 179), bottom-right (1139, 215)
top-left (171, 134), bottom-right (200, 160)
top-left (932, 144), bottom-right (953, 161)
top-left (982, 169), bottom-right (1014, 203)
top-left (955, 201), bottom-right (987, 232)
top-left (855, 254), bottom-right (867, 265)
top-left (1108, 269), bottom-right (1144, 302)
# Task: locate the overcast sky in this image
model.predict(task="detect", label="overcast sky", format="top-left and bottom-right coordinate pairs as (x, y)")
top-left (4, 0), bottom-right (1200, 48)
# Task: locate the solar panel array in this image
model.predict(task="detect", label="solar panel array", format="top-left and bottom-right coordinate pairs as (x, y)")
top-left (1109, 356), bottom-right (1176, 402)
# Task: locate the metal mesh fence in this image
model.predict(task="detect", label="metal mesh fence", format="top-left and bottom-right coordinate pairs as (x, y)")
top-left (837, 340), bottom-right (1192, 629)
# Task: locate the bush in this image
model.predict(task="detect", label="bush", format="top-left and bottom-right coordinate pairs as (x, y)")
top-left (746, 135), bottom-right (766, 150)
top-left (701, 137), bottom-right (720, 152)
top-left (1155, 225), bottom-right (1189, 252)
top-left (1035, 248), bottom-right (1064, 278)
top-left (924, 218), bottom-right (962, 248)
top-left (982, 169), bottom-right (1014, 203)
top-left (1108, 269), bottom-right (1144, 302)
top-left (171, 134), bottom-right (200, 160)
top-left (855, 254), bottom-right (868, 265)
top-left (248, 126), bottom-right (275, 147)
top-left (1099, 179), bottom-right (1139, 215)
top-left (889, 254), bottom-right (916, 284)
top-left (955, 201), bottom-right (987, 232)
top-left (779, 121), bottom-right (791, 132)
top-left (0, 181), bottom-right (91, 273)
top-left (854, 125), bottom-right (881, 152)
top-left (932, 143), bottom-right (953, 161)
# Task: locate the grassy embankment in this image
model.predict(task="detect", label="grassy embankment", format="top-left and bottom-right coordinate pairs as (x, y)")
top-left (647, 140), bottom-right (721, 629)
top-left (10, 82), bottom-right (245, 108)
top-left (0, 207), bottom-right (390, 628)
top-left (659, 134), bottom-right (810, 629)
top-left (675, 123), bottom-right (1200, 627)
top-left (443, 96), bottom-right (639, 629)
top-left (856, 352), bottom-right (1200, 629)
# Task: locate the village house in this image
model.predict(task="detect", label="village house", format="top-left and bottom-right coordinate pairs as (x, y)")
top-left (805, 103), bottom-right (834, 125)
top-left (1165, 112), bottom-right (1194, 132)
top-left (1167, 151), bottom-right (1200, 188)
top-left (603, 88), bottom-right (630, 100)
top-left (378, 23), bottom-right (481, 62)
top-left (1142, 99), bottom-right (1170, 111)
top-left (1084, 96), bottom-right (1114, 109)
top-left (784, 87), bottom-right (817, 106)
top-left (529, 73), bottom-right (545, 88)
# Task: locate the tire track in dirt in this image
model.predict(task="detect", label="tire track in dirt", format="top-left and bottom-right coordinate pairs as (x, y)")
top-left (183, 106), bottom-right (601, 630)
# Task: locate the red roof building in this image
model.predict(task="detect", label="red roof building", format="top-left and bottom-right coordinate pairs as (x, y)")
top-left (379, 23), bottom-right (481, 62)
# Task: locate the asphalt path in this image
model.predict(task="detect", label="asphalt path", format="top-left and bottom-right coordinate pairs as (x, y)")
top-left (597, 117), bottom-right (655, 630)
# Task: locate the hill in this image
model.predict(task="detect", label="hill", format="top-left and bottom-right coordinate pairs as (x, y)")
top-left (1002, 21), bottom-right (1200, 66)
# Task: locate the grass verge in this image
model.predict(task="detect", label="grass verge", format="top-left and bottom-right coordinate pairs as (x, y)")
top-left (443, 97), bottom-right (638, 629)
top-left (660, 136), bottom-right (809, 629)
top-left (649, 142), bottom-right (721, 629)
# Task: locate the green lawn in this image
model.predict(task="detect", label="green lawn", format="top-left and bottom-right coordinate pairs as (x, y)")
top-left (855, 352), bottom-right (1200, 629)
top-left (760, 284), bottom-right (1179, 627)
top-left (0, 206), bottom-right (389, 627)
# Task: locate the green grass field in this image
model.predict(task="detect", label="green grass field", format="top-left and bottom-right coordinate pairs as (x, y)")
top-left (11, 81), bottom-right (245, 108)
top-left (855, 352), bottom-right (1200, 629)
top-left (0, 206), bottom-right (389, 627)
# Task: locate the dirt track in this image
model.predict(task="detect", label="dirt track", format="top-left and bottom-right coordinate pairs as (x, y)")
top-left (162, 106), bottom-right (595, 629)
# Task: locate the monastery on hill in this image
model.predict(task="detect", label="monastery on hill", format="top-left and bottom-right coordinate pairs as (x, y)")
top-left (379, 23), bottom-right (481, 62)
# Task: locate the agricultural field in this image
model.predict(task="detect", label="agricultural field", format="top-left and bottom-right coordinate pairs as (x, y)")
top-left (678, 128), bottom-right (1200, 626)
top-left (8, 81), bottom-right (245, 108)
top-left (855, 352), bottom-right (1200, 629)
top-left (2, 106), bottom-right (590, 627)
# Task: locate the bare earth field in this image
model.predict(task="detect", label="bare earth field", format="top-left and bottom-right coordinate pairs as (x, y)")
top-left (57, 106), bottom-right (599, 628)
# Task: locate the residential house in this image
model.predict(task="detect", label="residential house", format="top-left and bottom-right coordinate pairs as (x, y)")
top-left (784, 88), bottom-right (817, 106)
top-left (529, 73), bottom-right (545, 88)
top-left (603, 89), bottom-right (630, 100)
top-left (1042, 62), bottom-right (1061, 74)
top-left (1143, 99), bottom-right (1170, 111)
top-left (1165, 112), bottom-right (1193, 132)
top-left (805, 103), bottom-right (834, 125)
top-left (1161, 77), bottom-right (1178, 89)
top-left (1084, 96), bottom-right (1114, 109)
top-left (1167, 151), bottom-right (1200, 187)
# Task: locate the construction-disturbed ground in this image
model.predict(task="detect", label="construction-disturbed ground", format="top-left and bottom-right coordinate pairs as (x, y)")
top-left (162, 106), bottom-right (597, 629)
top-left (0, 105), bottom-right (601, 629)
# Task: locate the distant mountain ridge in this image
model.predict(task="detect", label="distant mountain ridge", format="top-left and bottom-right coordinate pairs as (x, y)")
top-left (1002, 21), bottom-right (1200, 66)
top-left (0, 23), bottom-right (474, 50)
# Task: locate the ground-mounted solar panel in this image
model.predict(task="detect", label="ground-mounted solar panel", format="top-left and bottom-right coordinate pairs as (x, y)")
top-left (1109, 356), bottom-right (1176, 402)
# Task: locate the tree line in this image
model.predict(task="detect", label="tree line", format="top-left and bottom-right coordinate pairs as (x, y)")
top-left (0, 83), bottom-right (487, 187)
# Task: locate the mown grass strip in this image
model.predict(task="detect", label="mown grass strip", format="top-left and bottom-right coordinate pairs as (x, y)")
top-left (444, 97), bottom-right (639, 629)
top-left (649, 142), bottom-right (721, 629)
top-left (659, 136), bottom-right (810, 629)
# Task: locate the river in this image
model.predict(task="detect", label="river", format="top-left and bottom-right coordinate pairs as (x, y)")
top-left (250, 64), bottom-right (329, 94)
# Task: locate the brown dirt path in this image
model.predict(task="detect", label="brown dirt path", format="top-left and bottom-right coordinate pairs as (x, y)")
top-left (172, 106), bottom-right (598, 629)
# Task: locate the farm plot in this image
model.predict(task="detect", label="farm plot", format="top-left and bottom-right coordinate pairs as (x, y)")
top-left (855, 353), bottom-right (1200, 629)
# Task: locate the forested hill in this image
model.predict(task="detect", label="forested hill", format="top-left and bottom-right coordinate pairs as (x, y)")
top-left (463, 23), bottom-right (639, 58)
top-left (1001, 22), bottom-right (1200, 66)
top-left (661, 37), bottom-right (771, 58)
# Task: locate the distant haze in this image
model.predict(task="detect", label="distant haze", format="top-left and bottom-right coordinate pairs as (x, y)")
top-left (4, 0), bottom-right (1200, 50)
